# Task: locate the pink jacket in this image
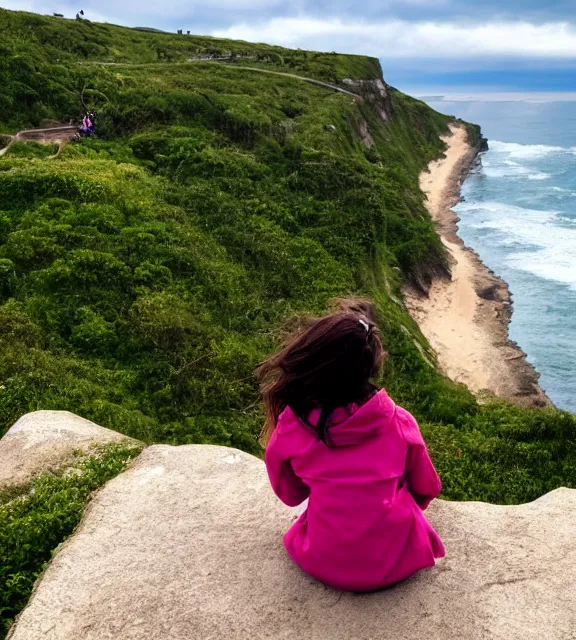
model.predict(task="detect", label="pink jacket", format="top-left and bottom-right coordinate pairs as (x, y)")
top-left (265, 389), bottom-right (445, 591)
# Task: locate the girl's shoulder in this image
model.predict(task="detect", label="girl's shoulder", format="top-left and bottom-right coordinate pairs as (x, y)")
top-left (276, 406), bottom-right (316, 439)
top-left (276, 405), bottom-right (296, 430)
top-left (393, 405), bottom-right (424, 445)
top-left (268, 406), bottom-right (315, 458)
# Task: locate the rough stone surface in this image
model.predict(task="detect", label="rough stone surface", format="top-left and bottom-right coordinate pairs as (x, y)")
top-left (342, 78), bottom-right (391, 120)
top-left (0, 411), bottom-right (135, 489)
top-left (8, 444), bottom-right (576, 640)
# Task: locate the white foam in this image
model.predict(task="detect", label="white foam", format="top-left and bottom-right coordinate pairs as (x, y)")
top-left (550, 186), bottom-right (576, 196)
top-left (424, 92), bottom-right (576, 103)
top-left (508, 251), bottom-right (576, 287)
top-left (528, 172), bottom-right (551, 181)
top-left (482, 160), bottom-right (550, 181)
top-left (489, 140), bottom-right (567, 159)
top-left (455, 201), bottom-right (576, 289)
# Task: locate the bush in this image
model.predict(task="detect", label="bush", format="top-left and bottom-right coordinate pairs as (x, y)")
top-left (4, 141), bottom-right (58, 159)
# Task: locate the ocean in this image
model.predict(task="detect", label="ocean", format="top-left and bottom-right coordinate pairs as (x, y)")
top-left (424, 96), bottom-right (576, 412)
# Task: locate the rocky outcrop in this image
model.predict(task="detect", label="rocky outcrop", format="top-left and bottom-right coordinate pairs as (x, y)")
top-left (0, 410), bottom-right (137, 489)
top-left (8, 442), bottom-right (576, 640)
top-left (479, 136), bottom-right (489, 152)
top-left (342, 77), bottom-right (392, 120)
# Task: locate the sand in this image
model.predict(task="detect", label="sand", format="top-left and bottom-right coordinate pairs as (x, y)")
top-left (404, 124), bottom-right (549, 406)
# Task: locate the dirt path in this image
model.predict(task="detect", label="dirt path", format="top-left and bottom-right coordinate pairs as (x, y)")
top-left (0, 142), bottom-right (12, 158)
top-left (404, 124), bottom-right (549, 407)
top-left (16, 125), bottom-right (77, 139)
top-left (86, 60), bottom-right (363, 100)
top-left (0, 125), bottom-right (77, 158)
top-left (207, 65), bottom-right (362, 100)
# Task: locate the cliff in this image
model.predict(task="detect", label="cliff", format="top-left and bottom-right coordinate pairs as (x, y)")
top-left (0, 10), bottom-right (453, 456)
top-left (3, 414), bottom-right (576, 640)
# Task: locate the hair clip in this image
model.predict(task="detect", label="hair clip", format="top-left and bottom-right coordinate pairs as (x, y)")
top-left (359, 319), bottom-right (370, 333)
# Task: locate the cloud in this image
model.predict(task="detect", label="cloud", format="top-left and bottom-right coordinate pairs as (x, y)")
top-left (5, 1), bottom-right (576, 68)
top-left (212, 17), bottom-right (576, 59)
top-left (5, 0), bottom-right (576, 34)
top-left (1, 0), bottom-right (285, 20)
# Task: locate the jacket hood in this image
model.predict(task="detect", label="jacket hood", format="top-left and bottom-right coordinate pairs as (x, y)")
top-left (301, 389), bottom-right (396, 447)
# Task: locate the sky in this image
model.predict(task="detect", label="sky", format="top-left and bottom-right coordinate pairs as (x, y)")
top-left (3, 0), bottom-right (576, 93)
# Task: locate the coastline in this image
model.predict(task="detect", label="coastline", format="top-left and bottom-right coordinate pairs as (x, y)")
top-left (404, 123), bottom-right (550, 407)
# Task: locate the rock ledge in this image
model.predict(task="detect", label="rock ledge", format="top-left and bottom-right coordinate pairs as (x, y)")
top-left (0, 410), bottom-right (136, 489)
top-left (8, 441), bottom-right (576, 640)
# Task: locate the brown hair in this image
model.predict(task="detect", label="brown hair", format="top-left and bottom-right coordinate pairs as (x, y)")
top-left (256, 298), bottom-right (386, 446)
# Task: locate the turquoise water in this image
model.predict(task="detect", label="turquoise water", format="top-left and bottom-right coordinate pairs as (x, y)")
top-left (425, 97), bottom-right (576, 412)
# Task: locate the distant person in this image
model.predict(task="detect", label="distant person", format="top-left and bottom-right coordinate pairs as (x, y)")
top-left (75, 111), bottom-right (95, 139)
top-left (80, 113), bottom-right (90, 135)
top-left (88, 111), bottom-right (96, 133)
top-left (258, 298), bottom-right (444, 592)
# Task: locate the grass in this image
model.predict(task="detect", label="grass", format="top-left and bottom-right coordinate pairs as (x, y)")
top-left (0, 7), bottom-right (380, 132)
top-left (0, 10), bottom-right (573, 506)
top-left (3, 141), bottom-right (58, 158)
top-left (0, 442), bottom-right (144, 638)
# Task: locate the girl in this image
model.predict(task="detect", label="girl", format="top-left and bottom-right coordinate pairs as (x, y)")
top-left (258, 298), bottom-right (445, 592)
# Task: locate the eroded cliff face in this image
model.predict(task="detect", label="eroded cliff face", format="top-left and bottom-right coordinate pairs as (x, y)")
top-left (4, 414), bottom-right (576, 640)
top-left (343, 77), bottom-right (392, 121)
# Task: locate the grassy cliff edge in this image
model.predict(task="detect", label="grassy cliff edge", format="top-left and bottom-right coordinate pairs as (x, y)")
top-left (0, 8), bottom-right (574, 508)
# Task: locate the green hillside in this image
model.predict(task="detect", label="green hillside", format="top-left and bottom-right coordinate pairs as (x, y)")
top-left (0, 9), bottom-right (574, 505)
top-left (0, 8), bottom-right (380, 131)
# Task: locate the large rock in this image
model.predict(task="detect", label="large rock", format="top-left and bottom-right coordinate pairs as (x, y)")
top-left (8, 444), bottom-right (576, 640)
top-left (0, 410), bottom-right (136, 489)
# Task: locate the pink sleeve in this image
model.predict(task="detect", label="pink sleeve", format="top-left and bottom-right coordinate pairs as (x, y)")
top-left (265, 428), bottom-right (310, 507)
top-left (397, 408), bottom-right (442, 510)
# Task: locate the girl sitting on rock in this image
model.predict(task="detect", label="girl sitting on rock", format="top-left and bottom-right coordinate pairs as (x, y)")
top-left (258, 298), bottom-right (445, 592)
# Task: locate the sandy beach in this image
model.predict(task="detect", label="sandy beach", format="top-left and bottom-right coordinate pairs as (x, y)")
top-left (404, 124), bottom-right (549, 407)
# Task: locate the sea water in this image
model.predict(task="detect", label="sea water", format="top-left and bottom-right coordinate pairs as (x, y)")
top-left (424, 96), bottom-right (576, 412)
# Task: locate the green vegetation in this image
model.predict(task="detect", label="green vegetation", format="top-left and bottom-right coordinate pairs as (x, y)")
top-left (0, 8), bottom-right (379, 131)
top-left (3, 141), bottom-right (58, 158)
top-left (0, 442), bottom-right (143, 638)
top-left (425, 403), bottom-right (576, 503)
top-left (0, 10), bottom-right (574, 508)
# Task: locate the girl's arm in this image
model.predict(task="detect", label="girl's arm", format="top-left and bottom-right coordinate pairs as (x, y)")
top-left (397, 408), bottom-right (442, 510)
top-left (265, 429), bottom-right (310, 507)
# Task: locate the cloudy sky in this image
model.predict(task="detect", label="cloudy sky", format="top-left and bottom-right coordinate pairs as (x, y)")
top-left (3, 0), bottom-right (576, 92)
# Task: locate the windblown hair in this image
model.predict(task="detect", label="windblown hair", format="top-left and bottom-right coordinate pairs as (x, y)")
top-left (256, 298), bottom-right (386, 446)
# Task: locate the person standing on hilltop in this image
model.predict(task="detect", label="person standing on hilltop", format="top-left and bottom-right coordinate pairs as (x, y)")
top-left (257, 298), bottom-right (444, 592)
